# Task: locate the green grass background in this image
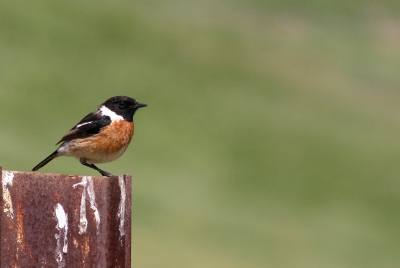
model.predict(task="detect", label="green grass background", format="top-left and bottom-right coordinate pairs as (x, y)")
top-left (1, 0), bottom-right (400, 267)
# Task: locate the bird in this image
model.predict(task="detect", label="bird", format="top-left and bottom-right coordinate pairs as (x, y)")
top-left (32, 96), bottom-right (147, 177)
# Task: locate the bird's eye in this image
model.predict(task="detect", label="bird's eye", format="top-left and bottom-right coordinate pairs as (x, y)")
top-left (118, 101), bottom-right (126, 108)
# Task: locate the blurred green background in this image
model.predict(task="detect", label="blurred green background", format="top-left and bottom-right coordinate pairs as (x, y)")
top-left (1, 0), bottom-right (400, 267)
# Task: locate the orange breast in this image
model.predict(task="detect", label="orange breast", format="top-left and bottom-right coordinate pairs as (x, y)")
top-left (97, 120), bottom-right (134, 152)
top-left (67, 120), bottom-right (135, 163)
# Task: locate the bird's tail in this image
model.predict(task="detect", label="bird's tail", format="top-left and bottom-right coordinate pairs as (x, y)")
top-left (32, 150), bottom-right (59, 171)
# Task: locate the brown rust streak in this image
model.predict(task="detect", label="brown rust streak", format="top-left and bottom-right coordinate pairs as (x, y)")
top-left (15, 203), bottom-right (35, 263)
top-left (81, 236), bottom-right (90, 265)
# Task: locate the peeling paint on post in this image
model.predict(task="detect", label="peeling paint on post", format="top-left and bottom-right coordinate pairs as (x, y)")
top-left (0, 166), bottom-right (132, 267)
top-left (54, 203), bottom-right (68, 267)
top-left (2, 171), bottom-right (14, 219)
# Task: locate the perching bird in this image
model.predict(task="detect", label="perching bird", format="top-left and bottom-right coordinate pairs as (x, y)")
top-left (32, 96), bottom-right (147, 176)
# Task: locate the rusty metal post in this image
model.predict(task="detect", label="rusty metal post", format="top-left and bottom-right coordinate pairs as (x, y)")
top-left (0, 166), bottom-right (131, 267)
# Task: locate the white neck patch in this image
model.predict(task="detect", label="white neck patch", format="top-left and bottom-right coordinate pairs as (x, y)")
top-left (100, 106), bottom-right (124, 122)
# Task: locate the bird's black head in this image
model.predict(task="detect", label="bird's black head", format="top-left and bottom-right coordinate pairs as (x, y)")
top-left (103, 96), bottom-right (147, 122)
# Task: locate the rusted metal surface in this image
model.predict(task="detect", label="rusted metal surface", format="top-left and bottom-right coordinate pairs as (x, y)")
top-left (0, 166), bottom-right (131, 267)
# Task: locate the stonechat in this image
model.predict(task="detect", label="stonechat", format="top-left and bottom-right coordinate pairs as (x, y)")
top-left (32, 96), bottom-right (147, 176)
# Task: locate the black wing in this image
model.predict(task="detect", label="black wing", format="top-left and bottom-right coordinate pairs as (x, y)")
top-left (56, 112), bottom-right (111, 144)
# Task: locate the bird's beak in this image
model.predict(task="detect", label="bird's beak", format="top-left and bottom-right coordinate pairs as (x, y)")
top-left (134, 102), bottom-right (148, 109)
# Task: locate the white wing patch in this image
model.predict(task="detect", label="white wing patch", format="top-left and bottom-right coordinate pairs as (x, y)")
top-left (100, 106), bottom-right (123, 122)
top-left (76, 121), bottom-right (93, 128)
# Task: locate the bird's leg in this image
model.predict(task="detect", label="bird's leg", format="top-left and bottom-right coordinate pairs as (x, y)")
top-left (79, 157), bottom-right (114, 177)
